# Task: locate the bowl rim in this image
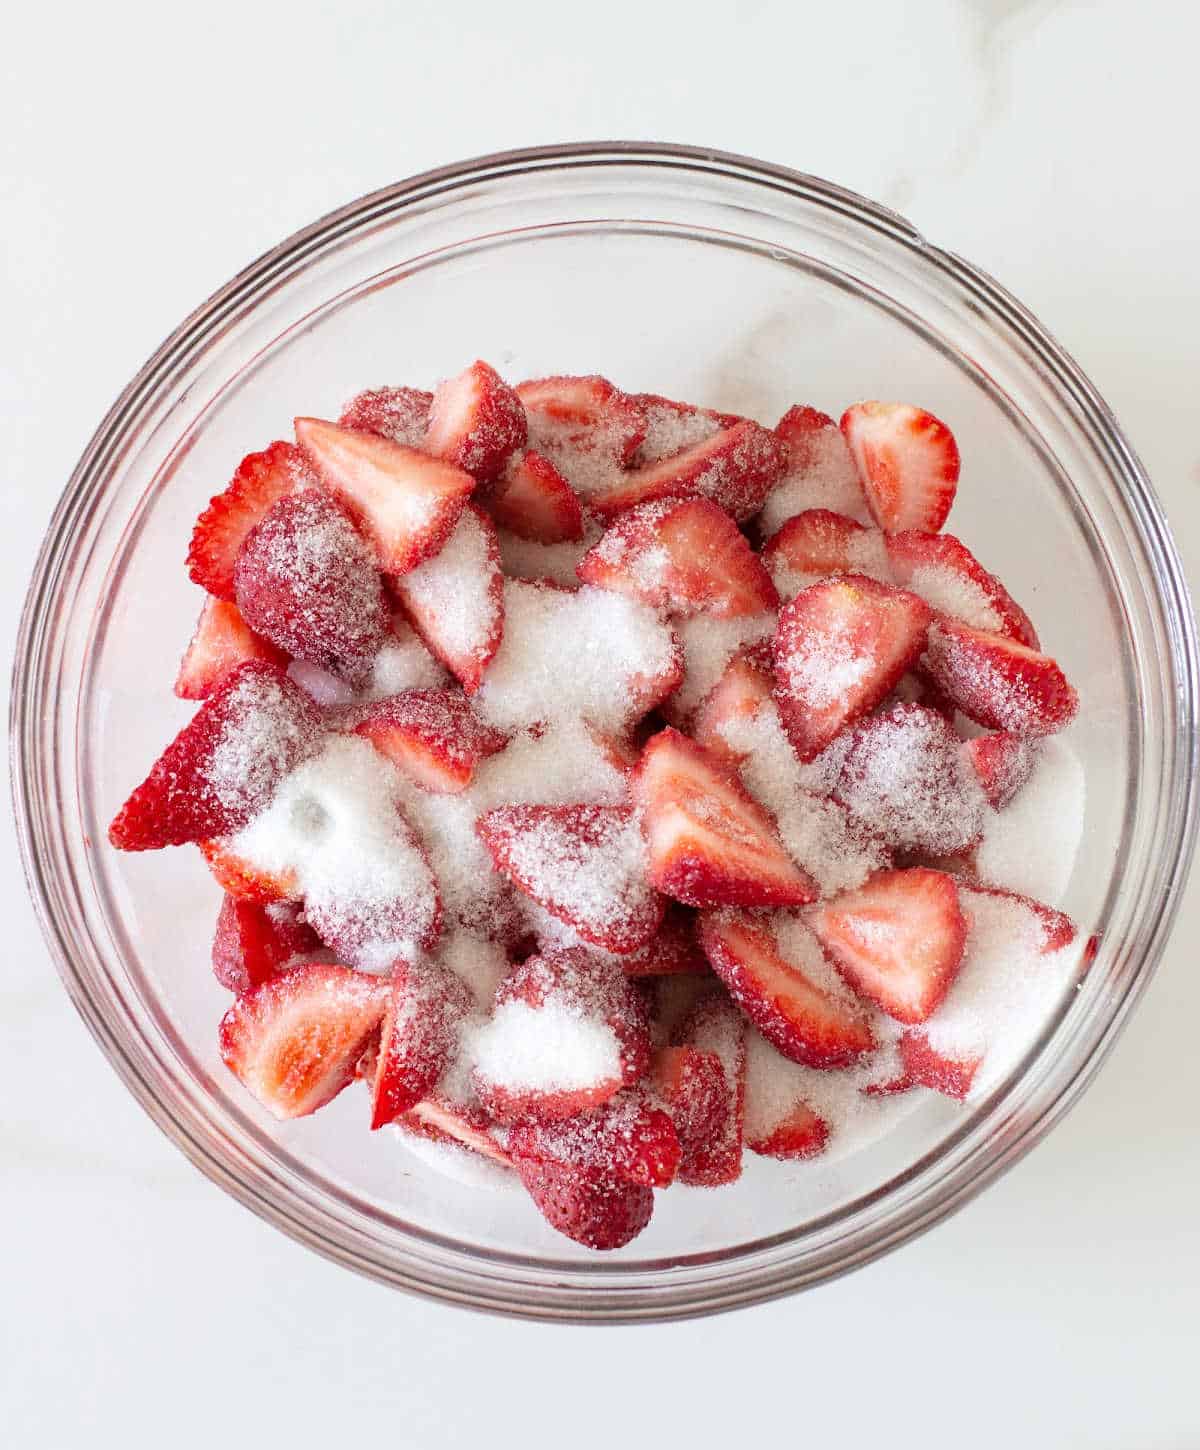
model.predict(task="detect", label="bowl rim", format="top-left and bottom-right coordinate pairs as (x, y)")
top-left (12, 140), bottom-right (1200, 1321)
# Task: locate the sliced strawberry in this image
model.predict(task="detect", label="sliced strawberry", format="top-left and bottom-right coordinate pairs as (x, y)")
top-left (743, 1029), bottom-right (830, 1159)
top-left (398, 1095), bottom-right (511, 1166)
top-left (759, 404), bottom-right (871, 535)
top-left (618, 906), bottom-right (706, 977)
top-left (508, 1094), bottom-right (680, 1188)
top-left (338, 386), bottom-right (432, 447)
top-left (962, 731), bottom-right (1037, 809)
top-left (632, 728), bottom-right (817, 909)
top-left (896, 1032), bottom-right (979, 1101)
top-left (589, 419), bottom-right (787, 523)
top-left (108, 662), bottom-right (322, 851)
top-left (887, 530), bottom-right (1039, 648)
top-left (199, 838), bottom-right (299, 903)
top-left (219, 962), bottom-right (389, 1119)
top-left (631, 392), bottom-right (743, 466)
top-left (965, 883), bottom-right (1078, 952)
top-left (425, 359), bottom-right (527, 484)
top-left (772, 574), bottom-right (932, 762)
top-left (510, 1150), bottom-right (654, 1250)
top-left (489, 449), bottom-right (584, 543)
top-left (187, 441), bottom-right (316, 601)
top-left (370, 960), bottom-right (473, 1129)
top-left (294, 416), bottom-right (476, 576)
top-left (516, 374), bottom-right (647, 469)
top-left (353, 689), bottom-right (508, 793)
top-left (922, 619), bottom-right (1078, 737)
top-left (671, 992), bottom-right (745, 1186)
top-left (761, 508), bottom-right (889, 601)
top-left (808, 868), bottom-right (968, 1023)
top-left (648, 1046), bottom-right (729, 1159)
top-left (840, 402), bottom-right (960, 535)
top-left (175, 597), bottom-right (286, 700)
top-left (392, 503), bottom-right (504, 693)
top-left (577, 497), bottom-right (778, 618)
top-left (692, 644), bottom-right (775, 767)
top-left (211, 895), bottom-right (320, 994)
top-left (476, 804), bottom-right (664, 953)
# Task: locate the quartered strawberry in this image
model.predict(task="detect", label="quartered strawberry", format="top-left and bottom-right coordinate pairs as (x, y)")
top-left (219, 962), bottom-right (389, 1119)
top-left (632, 728), bottom-right (817, 909)
top-left (174, 597), bottom-right (286, 700)
top-left (370, 960), bottom-right (473, 1129)
top-left (476, 803), bottom-right (664, 953)
top-left (187, 441), bottom-right (316, 601)
top-left (392, 503), bottom-right (504, 693)
top-left (772, 574), bottom-right (932, 762)
top-left (211, 895), bottom-right (320, 994)
top-left (577, 497), bottom-right (778, 618)
top-left (489, 449), bottom-right (584, 543)
top-left (617, 906), bottom-right (707, 976)
top-left (589, 419), bottom-right (787, 523)
top-left (671, 992), bottom-right (746, 1186)
top-left (759, 404), bottom-right (872, 534)
top-left (516, 374), bottom-right (647, 467)
top-left (648, 1046), bottom-right (729, 1159)
top-left (692, 644), bottom-right (775, 768)
top-left (743, 1029), bottom-right (830, 1159)
top-left (808, 867), bottom-right (968, 1023)
top-left (962, 731), bottom-right (1038, 809)
top-left (294, 416), bottom-right (476, 576)
top-left (199, 837), bottom-right (299, 904)
top-left (922, 619), bottom-right (1079, 737)
top-left (761, 508), bottom-right (889, 600)
top-left (425, 359), bottom-right (527, 484)
top-left (631, 392), bottom-right (744, 466)
top-left (896, 1031), bottom-right (979, 1101)
top-left (840, 402), bottom-right (960, 535)
top-left (108, 661), bottom-right (322, 851)
top-left (508, 1093), bottom-right (681, 1188)
top-left (338, 386), bottom-right (433, 447)
top-left (353, 689), bottom-right (508, 793)
top-left (510, 1149), bottom-right (655, 1250)
top-left (398, 1095), bottom-right (512, 1166)
top-left (887, 530), bottom-right (1039, 648)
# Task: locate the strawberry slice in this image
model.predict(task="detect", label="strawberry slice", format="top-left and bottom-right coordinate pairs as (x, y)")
top-left (808, 867), bottom-right (968, 1023)
top-left (584, 722), bottom-right (641, 777)
top-left (187, 441), bottom-right (316, 601)
top-left (424, 359), bottom-right (527, 484)
top-left (294, 416), bottom-right (476, 576)
top-left (108, 661), bottom-right (322, 851)
top-left (631, 393), bottom-right (744, 466)
top-left (632, 728), bottom-right (817, 909)
top-left (398, 1096), bottom-right (511, 1166)
top-left (759, 405), bottom-right (871, 534)
top-left (761, 508), bottom-right (890, 601)
top-left (743, 1029), bottom-right (830, 1160)
top-left (922, 619), bottom-right (1079, 737)
top-left (211, 895), bottom-right (320, 994)
top-left (589, 419), bottom-right (787, 523)
top-left (964, 883), bottom-right (1078, 952)
top-left (577, 497), bottom-right (778, 618)
top-left (489, 449), bottom-right (584, 543)
top-left (516, 374), bottom-right (647, 470)
top-left (199, 838), bottom-right (300, 903)
top-left (887, 530), bottom-right (1039, 648)
top-left (392, 503), bottom-right (504, 693)
top-left (772, 575), bottom-right (932, 762)
top-left (692, 644), bottom-right (775, 768)
top-left (617, 906), bottom-right (706, 976)
top-left (353, 689), bottom-right (508, 793)
top-left (218, 962), bottom-right (388, 1119)
top-left (175, 597), bottom-right (286, 700)
top-left (476, 803), bottom-right (664, 953)
top-left (895, 1032), bottom-right (979, 1101)
top-left (648, 1046), bottom-right (729, 1159)
top-left (840, 402), bottom-right (960, 535)
top-left (961, 731), bottom-right (1037, 809)
top-left (671, 992), bottom-right (746, 1186)
top-left (338, 386), bottom-right (432, 447)
top-left (370, 961), bottom-right (473, 1129)
top-left (510, 1150), bottom-right (655, 1250)
top-left (507, 1094), bottom-right (681, 1188)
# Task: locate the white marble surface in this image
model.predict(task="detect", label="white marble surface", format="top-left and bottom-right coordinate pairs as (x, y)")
top-left (3, 1), bottom-right (1198, 1444)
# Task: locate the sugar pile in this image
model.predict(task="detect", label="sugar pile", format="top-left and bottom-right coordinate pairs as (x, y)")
top-left (393, 506), bottom-right (500, 668)
top-left (975, 737), bottom-right (1085, 902)
top-left (633, 400), bottom-right (724, 467)
top-left (668, 613), bottom-right (775, 723)
top-left (470, 995), bottom-right (622, 1095)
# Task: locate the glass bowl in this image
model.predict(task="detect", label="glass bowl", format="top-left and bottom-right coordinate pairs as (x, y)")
top-left (13, 142), bottom-right (1198, 1323)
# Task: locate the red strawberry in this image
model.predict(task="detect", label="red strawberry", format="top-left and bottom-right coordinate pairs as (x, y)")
top-left (772, 574), bottom-right (932, 762)
top-left (510, 1150), bottom-right (654, 1250)
top-left (631, 392), bottom-right (744, 466)
top-left (211, 895), bottom-right (320, 994)
top-left (489, 449), bottom-right (584, 543)
top-left (896, 1032), bottom-right (979, 1101)
top-left (516, 374), bottom-right (647, 467)
top-left (476, 804), bottom-right (664, 953)
top-left (425, 359), bottom-right (527, 484)
top-left (632, 728), bottom-right (817, 909)
top-left (187, 441), bottom-right (316, 601)
top-left (590, 419), bottom-right (787, 523)
top-left (218, 962), bottom-right (389, 1119)
top-left (671, 992), bottom-right (746, 1186)
top-left (887, 530), bottom-right (1039, 648)
top-left (962, 731), bottom-right (1037, 809)
top-left (175, 597), bottom-right (286, 700)
top-left (759, 405), bottom-right (871, 534)
top-left (398, 1096), bottom-right (511, 1166)
top-left (294, 416), bottom-right (476, 576)
top-left (743, 1031), bottom-right (829, 1159)
top-left (108, 661), bottom-right (321, 851)
top-left (199, 837), bottom-right (299, 904)
top-left (338, 386), bottom-right (432, 447)
top-left (507, 1094), bottom-right (680, 1188)
top-left (370, 960), bottom-right (473, 1129)
top-left (392, 503), bottom-right (504, 693)
top-left (840, 402), bottom-right (960, 534)
top-left (648, 1046), bottom-right (729, 1158)
top-left (808, 868), bottom-right (968, 1023)
top-left (584, 722), bottom-right (641, 777)
top-left (761, 508), bottom-right (888, 599)
top-left (692, 644), bottom-right (775, 767)
top-left (618, 906), bottom-right (707, 977)
top-left (353, 689), bottom-right (508, 793)
top-left (577, 497), bottom-right (778, 618)
top-left (965, 883), bottom-right (1078, 952)
top-left (922, 619), bottom-right (1078, 736)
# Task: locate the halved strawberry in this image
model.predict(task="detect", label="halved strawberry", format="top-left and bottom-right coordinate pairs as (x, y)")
top-left (398, 1095), bottom-right (511, 1166)
top-left (218, 962), bottom-right (389, 1119)
top-left (353, 689), bottom-right (508, 793)
top-left (840, 402), bottom-right (960, 535)
top-left (370, 961), bottom-right (473, 1129)
top-left (631, 392), bottom-right (744, 466)
top-left (743, 1029), bottom-right (830, 1160)
top-left (692, 644), bottom-right (775, 767)
top-left (648, 1046), bottom-right (729, 1158)
top-left (108, 661), bottom-right (322, 851)
top-left (294, 416), bottom-right (476, 576)
top-left (887, 530), bottom-right (1039, 648)
top-left (772, 574), bottom-right (932, 762)
top-left (671, 992), bottom-right (746, 1186)
top-left (211, 895), bottom-right (320, 994)
top-left (338, 386), bottom-right (433, 447)
top-left (618, 906), bottom-right (706, 976)
top-left (508, 1094), bottom-right (681, 1188)
top-left (425, 359), bottom-right (527, 484)
top-left (392, 503), bottom-right (504, 693)
top-left (476, 804), bottom-right (664, 953)
top-left (922, 619), bottom-right (1078, 737)
top-left (962, 731), bottom-right (1037, 809)
top-left (175, 597), bottom-right (286, 700)
top-left (759, 404), bottom-right (871, 534)
top-left (589, 419), bottom-right (787, 523)
top-left (577, 497), bottom-right (778, 618)
top-left (516, 374), bottom-right (647, 468)
top-left (510, 1150), bottom-right (655, 1250)
top-left (187, 441), bottom-right (316, 601)
top-left (808, 868), bottom-right (968, 1023)
top-left (632, 728), bottom-right (817, 909)
top-left (199, 838), bottom-right (299, 903)
top-left (489, 449), bottom-right (584, 543)
top-left (761, 508), bottom-right (889, 600)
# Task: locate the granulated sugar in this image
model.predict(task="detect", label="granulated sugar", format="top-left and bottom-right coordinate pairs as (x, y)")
top-left (904, 560), bottom-right (1005, 633)
top-left (759, 423), bottom-right (871, 534)
top-left (362, 620), bottom-right (448, 698)
top-left (496, 518), bottom-right (602, 588)
top-left (438, 928), bottom-right (510, 1011)
top-left (469, 997), bottom-right (623, 1093)
top-left (523, 414), bottom-right (628, 500)
top-left (668, 613), bottom-right (775, 723)
top-left (975, 736), bottom-right (1085, 904)
top-left (206, 670), bottom-right (320, 818)
top-left (393, 506), bottom-right (500, 666)
top-left (634, 401), bottom-right (724, 466)
top-left (766, 527), bottom-right (892, 602)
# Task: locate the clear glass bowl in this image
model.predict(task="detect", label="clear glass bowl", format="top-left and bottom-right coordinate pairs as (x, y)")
top-left (13, 143), bottom-right (1198, 1322)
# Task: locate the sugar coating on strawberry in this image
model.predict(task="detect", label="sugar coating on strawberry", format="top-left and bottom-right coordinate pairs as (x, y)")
top-left (338, 386), bottom-right (433, 447)
top-left (516, 375), bottom-right (646, 499)
top-left (743, 1028), bottom-right (830, 1160)
top-left (199, 837), bottom-right (300, 903)
top-left (211, 895), bottom-right (320, 994)
top-left (630, 393), bottom-right (741, 467)
top-left (648, 1046), bottom-right (730, 1159)
top-left (175, 597), bottom-right (286, 700)
top-left (665, 613), bottom-right (776, 727)
top-left (962, 731), bottom-right (1038, 810)
top-left (672, 992), bottom-right (746, 1186)
top-left (510, 1150), bottom-right (655, 1250)
top-left (922, 619), bottom-right (1078, 737)
top-left (840, 401), bottom-right (961, 535)
top-left (490, 449), bottom-right (584, 544)
top-left (762, 508), bottom-right (891, 602)
top-left (508, 1093), bottom-right (681, 1188)
top-left (759, 405), bottom-right (872, 535)
top-left (353, 688), bottom-right (508, 793)
top-left (887, 530), bottom-right (1039, 648)
top-left (425, 360), bottom-right (527, 484)
top-left (371, 960), bottom-right (474, 1128)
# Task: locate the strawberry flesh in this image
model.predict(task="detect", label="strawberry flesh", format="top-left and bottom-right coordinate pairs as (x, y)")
top-left (338, 386), bottom-right (432, 447)
top-left (507, 1094), bottom-right (681, 1188)
top-left (353, 688), bottom-right (508, 793)
top-left (510, 1149), bottom-right (655, 1250)
top-left (425, 359), bottom-right (527, 484)
top-left (648, 1046), bottom-right (730, 1159)
top-left (489, 449), bottom-right (584, 543)
top-left (370, 960), bottom-right (473, 1129)
top-left (887, 529), bottom-right (1039, 648)
top-left (962, 731), bottom-right (1038, 809)
top-left (671, 992), bottom-right (745, 1186)
top-left (840, 401), bottom-right (960, 534)
top-left (922, 619), bottom-right (1079, 737)
top-left (175, 597), bottom-right (286, 700)
top-left (211, 895), bottom-right (320, 994)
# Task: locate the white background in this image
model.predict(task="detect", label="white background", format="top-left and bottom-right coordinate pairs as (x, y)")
top-left (3, 2), bottom-right (1198, 1445)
